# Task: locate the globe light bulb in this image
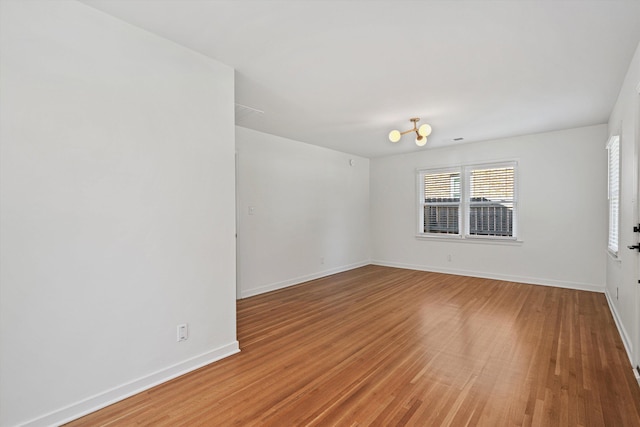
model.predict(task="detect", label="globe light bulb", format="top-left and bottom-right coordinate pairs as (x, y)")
top-left (389, 130), bottom-right (401, 143)
top-left (418, 124), bottom-right (432, 137)
top-left (415, 135), bottom-right (427, 147)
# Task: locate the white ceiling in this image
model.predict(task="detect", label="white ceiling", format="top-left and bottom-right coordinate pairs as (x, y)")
top-left (81, 0), bottom-right (640, 158)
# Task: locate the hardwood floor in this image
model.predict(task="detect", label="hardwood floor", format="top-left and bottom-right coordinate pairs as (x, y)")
top-left (67, 266), bottom-right (640, 426)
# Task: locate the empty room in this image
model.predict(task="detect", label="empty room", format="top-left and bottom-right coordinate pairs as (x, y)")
top-left (2, 1), bottom-right (640, 426)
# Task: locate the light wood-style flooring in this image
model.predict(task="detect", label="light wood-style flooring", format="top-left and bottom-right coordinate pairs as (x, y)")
top-left (68, 265), bottom-right (640, 426)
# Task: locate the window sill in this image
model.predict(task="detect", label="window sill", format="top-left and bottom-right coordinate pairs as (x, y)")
top-left (415, 234), bottom-right (523, 246)
top-left (607, 249), bottom-right (621, 263)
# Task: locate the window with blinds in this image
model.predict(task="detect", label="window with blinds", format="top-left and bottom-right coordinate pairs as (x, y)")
top-left (418, 161), bottom-right (517, 240)
top-left (422, 170), bottom-right (461, 235)
top-left (607, 136), bottom-right (620, 254)
top-left (468, 166), bottom-right (515, 237)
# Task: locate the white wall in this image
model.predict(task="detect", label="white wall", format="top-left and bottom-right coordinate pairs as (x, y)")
top-left (606, 40), bottom-right (640, 364)
top-left (236, 126), bottom-right (370, 298)
top-left (0, 2), bottom-right (238, 426)
top-left (371, 125), bottom-right (608, 291)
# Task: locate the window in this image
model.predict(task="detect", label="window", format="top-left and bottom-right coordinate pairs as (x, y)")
top-left (422, 169), bottom-right (461, 235)
top-left (468, 166), bottom-right (515, 237)
top-left (607, 135), bottom-right (620, 254)
top-left (418, 162), bottom-right (517, 240)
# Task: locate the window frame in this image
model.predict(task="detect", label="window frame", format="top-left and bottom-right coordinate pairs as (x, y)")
top-left (607, 135), bottom-right (620, 256)
top-left (417, 167), bottom-right (462, 236)
top-left (417, 161), bottom-right (519, 242)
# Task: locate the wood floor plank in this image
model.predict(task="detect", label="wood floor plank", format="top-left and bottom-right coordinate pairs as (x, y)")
top-left (66, 266), bottom-right (640, 426)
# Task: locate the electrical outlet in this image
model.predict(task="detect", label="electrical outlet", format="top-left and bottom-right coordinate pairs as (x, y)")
top-left (447, 254), bottom-right (452, 262)
top-left (320, 257), bottom-right (325, 264)
top-left (177, 324), bottom-right (189, 342)
top-left (616, 287), bottom-right (619, 300)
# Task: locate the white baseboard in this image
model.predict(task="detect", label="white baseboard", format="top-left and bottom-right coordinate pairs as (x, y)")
top-left (604, 289), bottom-right (634, 366)
top-left (239, 260), bottom-right (370, 299)
top-left (370, 260), bottom-right (606, 294)
top-left (22, 341), bottom-right (240, 427)
top-left (242, 260), bottom-right (606, 298)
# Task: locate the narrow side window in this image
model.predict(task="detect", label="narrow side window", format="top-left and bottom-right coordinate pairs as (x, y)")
top-left (607, 135), bottom-right (620, 255)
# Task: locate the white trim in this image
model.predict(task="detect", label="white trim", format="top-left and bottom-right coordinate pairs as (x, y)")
top-left (414, 157), bottom-right (522, 173)
top-left (605, 289), bottom-right (634, 366)
top-left (607, 248), bottom-right (622, 263)
top-left (21, 342), bottom-right (240, 427)
top-left (371, 260), bottom-right (605, 293)
top-left (240, 260), bottom-right (370, 298)
top-left (415, 234), bottom-right (523, 245)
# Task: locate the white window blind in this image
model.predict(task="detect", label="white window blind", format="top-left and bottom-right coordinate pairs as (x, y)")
top-left (422, 170), bottom-right (461, 235)
top-left (468, 166), bottom-right (515, 237)
top-left (607, 136), bottom-right (620, 254)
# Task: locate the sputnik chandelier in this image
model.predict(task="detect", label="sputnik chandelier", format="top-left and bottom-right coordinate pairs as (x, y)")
top-left (388, 117), bottom-right (432, 147)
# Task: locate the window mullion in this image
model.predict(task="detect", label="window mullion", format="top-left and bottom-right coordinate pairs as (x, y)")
top-left (462, 166), bottom-right (469, 237)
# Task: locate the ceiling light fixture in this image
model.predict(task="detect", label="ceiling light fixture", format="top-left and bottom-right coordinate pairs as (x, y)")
top-left (389, 117), bottom-right (432, 147)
